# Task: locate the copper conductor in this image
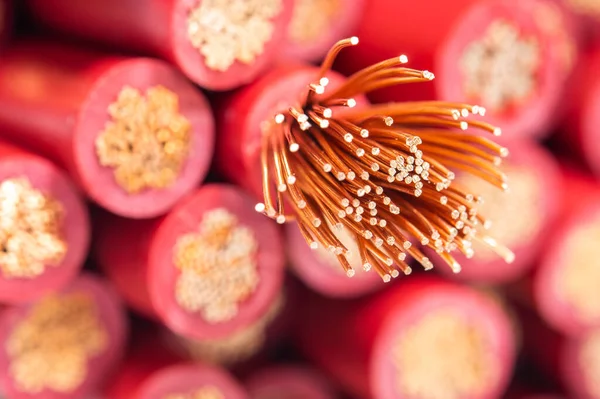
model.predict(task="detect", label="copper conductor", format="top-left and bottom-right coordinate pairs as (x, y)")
top-left (257, 37), bottom-right (513, 280)
top-left (579, 331), bottom-right (600, 398)
top-left (460, 20), bottom-right (541, 112)
top-left (561, 216), bottom-right (600, 323)
top-left (164, 386), bottom-right (225, 399)
top-left (288, 0), bottom-right (341, 44)
top-left (5, 293), bottom-right (108, 394)
top-left (392, 311), bottom-right (494, 399)
top-left (457, 166), bottom-right (541, 261)
top-left (173, 208), bottom-right (260, 323)
top-left (179, 294), bottom-right (283, 365)
top-left (0, 177), bottom-right (67, 279)
top-left (95, 85), bottom-right (192, 194)
top-left (566, 0), bottom-right (600, 18)
top-left (187, 0), bottom-right (282, 72)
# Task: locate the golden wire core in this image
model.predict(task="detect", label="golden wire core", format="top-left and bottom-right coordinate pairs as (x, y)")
top-left (5, 293), bottom-right (108, 394)
top-left (460, 20), bottom-right (540, 112)
top-left (392, 311), bottom-right (493, 399)
top-left (257, 37), bottom-right (513, 280)
top-left (288, 0), bottom-right (341, 44)
top-left (95, 85), bottom-right (192, 194)
top-left (0, 177), bottom-right (67, 279)
top-left (187, 0), bottom-right (282, 71)
top-left (173, 208), bottom-right (260, 323)
top-left (179, 294), bottom-right (283, 365)
top-left (561, 215), bottom-right (600, 323)
top-left (164, 386), bottom-right (225, 399)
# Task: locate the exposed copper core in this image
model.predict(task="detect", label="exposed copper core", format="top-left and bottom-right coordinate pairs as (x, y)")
top-left (95, 85), bottom-right (192, 194)
top-left (0, 177), bottom-right (67, 279)
top-left (460, 20), bottom-right (541, 112)
top-left (173, 208), bottom-right (260, 323)
top-left (392, 311), bottom-right (494, 399)
top-left (561, 215), bottom-right (600, 323)
top-left (288, 0), bottom-right (341, 44)
top-left (164, 386), bottom-right (225, 399)
top-left (256, 37), bottom-right (513, 280)
top-left (5, 292), bottom-right (108, 394)
top-left (566, 0), bottom-right (600, 18)
top-left (457, 166), bottom-right (541, 261)
top-left (186, 0), bottom-right (283, 72)
top-left (579, 330), bottom-right (600, 398)
top-left (179, 294), bottom-right (283, 365)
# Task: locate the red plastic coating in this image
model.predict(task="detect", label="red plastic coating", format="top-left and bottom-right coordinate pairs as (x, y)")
top-left (0, 273), bottom-right (128, 399)
top-left (0, 41), bottom-right (214, 219)
top-left (94, 184), bottom-right (285, 341)
top-left (434, 140), bottom-right (561, 283)
top-left (0, 139), bottom-right (89, 304)
top-left (26, 0), bottom-right (293, 91)
top-left (245, 365), bottom-right (335, 399)
top-left (334, 0), bottom-right (568, 141)
top-left (297, 276), bottom-right (516, 399)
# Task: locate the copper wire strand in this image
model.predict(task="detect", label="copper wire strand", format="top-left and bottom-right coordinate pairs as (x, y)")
top-left (257, 37), bottom-right (514, 279)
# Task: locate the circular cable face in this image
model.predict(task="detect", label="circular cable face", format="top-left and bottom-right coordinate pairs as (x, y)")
top-left (436, 0), bottom-right (565, 141)
top-left (0, 147), bottom-right (89, 305)
top-left (171, 0), bottom-right (294, 90)
top-left (297, 277), bottom-right (515, 399)
top-left (146, 184), bottom-right (285, 341)
top-left (75, 57), bottom-right (214, 219)
top-left (0, 273), bottom-right (127, 399)
top-left (371, 283), bottom-right (515, 399)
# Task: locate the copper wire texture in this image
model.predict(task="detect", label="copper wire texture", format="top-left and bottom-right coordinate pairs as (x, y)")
top-left (257, 37), bottom-right (514, 281)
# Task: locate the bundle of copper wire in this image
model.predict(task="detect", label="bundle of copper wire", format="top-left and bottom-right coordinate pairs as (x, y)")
top-left (257, 37), bottom-right (514, 281)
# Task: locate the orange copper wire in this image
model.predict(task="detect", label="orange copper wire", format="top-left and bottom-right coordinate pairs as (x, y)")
top-left (257, 37), bottom-right (514, 281)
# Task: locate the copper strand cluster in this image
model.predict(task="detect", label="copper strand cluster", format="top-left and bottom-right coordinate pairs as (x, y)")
top-left (257, 37), bottom-right (514, 281)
